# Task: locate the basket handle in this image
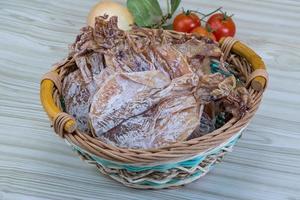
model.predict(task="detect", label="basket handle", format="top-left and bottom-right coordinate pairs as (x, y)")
top-left (40, 71), bottom-right (76, 135)
top-left (219, 37), bottom-right (268, 91)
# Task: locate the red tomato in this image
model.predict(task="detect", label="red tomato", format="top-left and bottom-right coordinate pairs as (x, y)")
top-left (191, 26), bottom-right (216, 41)
top-left (191, 26), bottom-right (208, 36)
top-left (173, 12), bottom-right (201, 33)
top-left (206, 13), bottom-right (236, 41)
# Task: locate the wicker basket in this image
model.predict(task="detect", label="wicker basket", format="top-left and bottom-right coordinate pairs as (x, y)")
top-left (40, 36), bottom-right (268, 189)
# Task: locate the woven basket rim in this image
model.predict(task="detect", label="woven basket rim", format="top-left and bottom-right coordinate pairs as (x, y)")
top-left (63, 93), bottom-right (261, 164)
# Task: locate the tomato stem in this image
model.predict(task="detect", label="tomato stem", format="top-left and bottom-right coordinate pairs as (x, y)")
top-left (151, 13), bottom-right (172, 28)
top-left (203, 7), bottom-right (222, 18)
top-left (189, 7), bottom-right (222, 18)
top-left (182, 7), bottom-right (192, 15)
top-left (221, 11), bottom-right (234, 21)
top-left (191, 10), bottom-right (206, 16)
top-left (200, 18), bottom-right (207, 23)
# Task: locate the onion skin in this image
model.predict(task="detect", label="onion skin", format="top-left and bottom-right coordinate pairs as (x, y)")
top-left (87, 1), bottom-right (134, 30)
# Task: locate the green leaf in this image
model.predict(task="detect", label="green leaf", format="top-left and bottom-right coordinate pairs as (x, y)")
top-left (170, 0), bottom-right (181, 15)
top-left (127, 0), bottom-right (163, 27)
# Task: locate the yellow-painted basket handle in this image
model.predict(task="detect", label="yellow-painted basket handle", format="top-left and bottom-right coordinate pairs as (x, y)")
top-left (219, 37), bottom-right (268, 91)
top-left (40, 71), bottom-right (76, 134)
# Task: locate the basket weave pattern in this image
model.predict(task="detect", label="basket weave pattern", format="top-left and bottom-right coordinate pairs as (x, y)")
top-left (40, 37), bottom-right (268, 189)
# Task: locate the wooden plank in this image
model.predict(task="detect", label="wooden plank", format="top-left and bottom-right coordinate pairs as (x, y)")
top-left (0, 0), bottom-right (299, 199)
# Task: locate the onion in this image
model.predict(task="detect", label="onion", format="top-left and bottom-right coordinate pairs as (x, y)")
top-left (87, 1), bottom-right (134, 30)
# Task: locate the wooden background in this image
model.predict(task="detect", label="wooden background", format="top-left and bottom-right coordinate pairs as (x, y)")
top-left (0, 0), bottom-right (300, 199)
